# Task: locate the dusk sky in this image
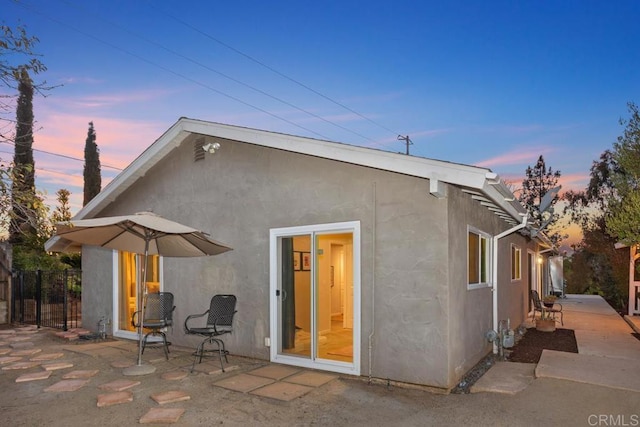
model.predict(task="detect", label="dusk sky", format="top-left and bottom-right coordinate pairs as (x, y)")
top-left (4, 1), bottom-right (640, 245)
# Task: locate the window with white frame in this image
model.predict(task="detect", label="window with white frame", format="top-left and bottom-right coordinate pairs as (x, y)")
top-left (511, 244), bottom-right (521, 281)
top-left (468, 227), bottom-right (491, 289)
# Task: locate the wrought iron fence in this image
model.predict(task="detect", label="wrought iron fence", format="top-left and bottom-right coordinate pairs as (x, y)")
top-left (12, 270), bottom-right (81, 331)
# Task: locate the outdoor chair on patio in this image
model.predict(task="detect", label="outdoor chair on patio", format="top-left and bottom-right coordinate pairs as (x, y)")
top-left (184, 294), bottom-right (237, 372)
top-left (131, 292), bottom-right (176, 360)
top-left (531, 289), bottom-right (563, 325)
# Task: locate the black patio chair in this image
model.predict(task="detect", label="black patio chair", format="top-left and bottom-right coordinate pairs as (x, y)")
top-left (531, 289), bottom-right (563, 325)
top-left (184, 294), bottom-right (237, 372)
top-left (131, 292), bottom-right (176, 360)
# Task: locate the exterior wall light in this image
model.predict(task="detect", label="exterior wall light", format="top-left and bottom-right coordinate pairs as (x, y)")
top-left (203, 142), bottom-right (221, 154)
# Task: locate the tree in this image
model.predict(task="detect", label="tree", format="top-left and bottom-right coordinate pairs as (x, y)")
top-left (1, 24), bottom-right (47, 145)
top-left (562, 103), bottom-right (640, 313)
top-left (9, 69), bottom-right (36, 244)
top-left (51, 189), bottom-right (72, 224)
top-left (83, 122), bottom-right (101, 206)
top-left (1, 25), bottom-right (59, 270)
top-left (605, 102), bottom-right (640, 245)
top-left (519, 155), bottom-right (564, 243)
top-left (1, 24), bottom-right (48, 243)
top-left (51, 189), bottom-right (80, 269)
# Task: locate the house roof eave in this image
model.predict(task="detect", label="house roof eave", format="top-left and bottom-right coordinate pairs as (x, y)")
top-left (72, 117), bottom-right (525, 224)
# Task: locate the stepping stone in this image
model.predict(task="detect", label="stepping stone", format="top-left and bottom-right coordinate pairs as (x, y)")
top-left (42, 362), bottom-right (74, 371)
top-left (16, 370), bottom-right (52, 382)
top-left (213, 374), bottom-right (275, 393)
top-left (63, 370), bottom-right (99, 379)
top-left (250, 382), bottom-right (314, 401)
top-left (16, 328), bottom-right (39, 335)
top-left (2, 361), bottom-right (39, 370)
top-left (284, 371), bottom-right (337, 387)
top-left (68, 328), bottom-right (91, 335)
top-left (98, 379), bottom-right (140, 392)
top-left (11, 348), bottom-right (41, 357)
top-left (249, 364), bottom-right (300, 380)
top-left (151, 390), bottom-right (191, 405)
top-left (97, 391), bottom-right (133, 407)
top-left (0, 356), bottom-right (22, 365)
top-left (111, 359), bottom-right (135, 368)
top-left (6, 336), bottom-right (31, 342)
top-left (61, 333), bottom-right (79, 341)
top-left (192, 362), bottom-right (239, 375)
top-left (45, 379), bottom-right (89, 392)
top-left (139, 408), bottom-right (185, 424)
top-left (10, 342), bottom-right (34, 349)
top-left (31, 352), bottom-right (64, 361)
top-left (162, 370), bottom-right (188, 381)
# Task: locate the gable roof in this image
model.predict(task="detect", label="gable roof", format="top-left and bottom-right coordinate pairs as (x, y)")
top-left (76, 117), bottom-right (527, 225)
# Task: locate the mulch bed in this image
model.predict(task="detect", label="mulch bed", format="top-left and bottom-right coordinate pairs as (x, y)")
top-left (507, 328), bottom-right (578, 363)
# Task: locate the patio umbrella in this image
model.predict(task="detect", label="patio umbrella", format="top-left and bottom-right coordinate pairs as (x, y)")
top-left (50, 211), bottom-right (232, 375)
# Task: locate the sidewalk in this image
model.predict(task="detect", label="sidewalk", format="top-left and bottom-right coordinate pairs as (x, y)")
top-left (472, 294), bottom-right (640, 394)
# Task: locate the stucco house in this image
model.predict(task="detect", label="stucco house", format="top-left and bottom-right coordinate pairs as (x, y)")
top-left (46, 117), bottom-right (553, 391)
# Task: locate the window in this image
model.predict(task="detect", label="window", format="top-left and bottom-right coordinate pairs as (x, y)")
top-left (511, 244), bottom-right (521, 281)
top-left (468, 227), bottom-right (490, 289)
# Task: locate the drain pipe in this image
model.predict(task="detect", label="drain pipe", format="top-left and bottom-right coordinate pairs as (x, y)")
top-left (491, 214), bottom-right (528, 354)
top-left (368, 182), bottom-right (377, 383)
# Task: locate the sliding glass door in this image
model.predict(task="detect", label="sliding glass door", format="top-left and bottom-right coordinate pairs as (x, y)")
top-left (270, 222), bottom-right (360, 375)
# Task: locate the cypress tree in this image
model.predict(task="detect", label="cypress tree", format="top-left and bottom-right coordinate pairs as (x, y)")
top-left (9, 69), bottom-right (36, 244)
top-left (83, 121), bottom-right (101, 206)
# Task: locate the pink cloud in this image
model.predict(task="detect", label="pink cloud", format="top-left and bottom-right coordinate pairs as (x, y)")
top-left (475, 147), bottom-right (555, 168)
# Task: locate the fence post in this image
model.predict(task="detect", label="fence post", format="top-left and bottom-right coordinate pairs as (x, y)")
top-left (63, 270), bottom-right (68, 331)
top-left (36, 270), bottom-right (42, 328)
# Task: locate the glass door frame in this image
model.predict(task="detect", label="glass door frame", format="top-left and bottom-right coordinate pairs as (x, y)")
top-left (269, 221), bottom-right (361, 376)
top-left (112, 251), bottom-right (164, 340)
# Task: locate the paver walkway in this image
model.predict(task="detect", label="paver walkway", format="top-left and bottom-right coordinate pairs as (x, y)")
top-left (0, 324), bottom-right (338, 424)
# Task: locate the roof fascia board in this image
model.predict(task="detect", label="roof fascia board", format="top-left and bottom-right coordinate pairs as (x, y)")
top-left (181, 119), bottom-right (490, 189)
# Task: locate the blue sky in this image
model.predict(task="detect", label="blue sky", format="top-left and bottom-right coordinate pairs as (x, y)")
top-left (3, 0), bottom-right (640, 243)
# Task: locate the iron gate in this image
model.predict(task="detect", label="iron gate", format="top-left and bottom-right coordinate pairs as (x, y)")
top-left (12, 270), bottom-right (81, 331)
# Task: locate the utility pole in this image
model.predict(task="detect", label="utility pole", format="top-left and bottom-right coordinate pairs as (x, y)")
top-left (398, 134), bottom-right (412, 155)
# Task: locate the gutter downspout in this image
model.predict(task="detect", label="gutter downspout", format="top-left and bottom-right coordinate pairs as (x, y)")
top-left (491, 214), bottom-right (528, 354)
top-left (368, 182), bottom-right (377, 383)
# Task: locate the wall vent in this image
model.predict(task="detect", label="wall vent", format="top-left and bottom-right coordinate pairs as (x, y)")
top-left (194, 137), bottom-right (205, 162)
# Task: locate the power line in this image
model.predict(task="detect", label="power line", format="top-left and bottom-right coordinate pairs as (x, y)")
top-left (0, 149), bottom-right (82, 180)
top-left (59, 0), bottom-right (376, 144)
top-left (146, 1), bottom-right (402, 139)
top-left (0, 140), bottom-right (123, 171)
top-left (18, 0), bottom-right (331, 141)
top-left (33, 0), bottom-right (406, 151)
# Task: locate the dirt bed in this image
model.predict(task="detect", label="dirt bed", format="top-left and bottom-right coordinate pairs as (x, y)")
top-left (508, 328), bottom-right (578, 363)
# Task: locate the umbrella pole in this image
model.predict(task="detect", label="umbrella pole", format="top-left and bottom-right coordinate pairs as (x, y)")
top-left (136, 242), bottom-right (148, 366)
top-left (123, 237), bottom-right (156, 376)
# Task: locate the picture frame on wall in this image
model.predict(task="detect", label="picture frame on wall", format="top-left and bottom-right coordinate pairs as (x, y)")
top-left (302, 252), bottom-right (311, 271)
top-left (293, 251), bottom-right (301, 271)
